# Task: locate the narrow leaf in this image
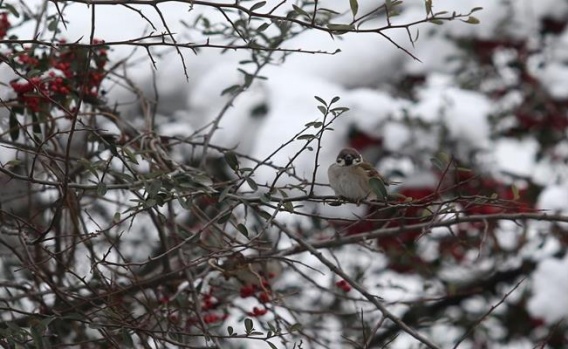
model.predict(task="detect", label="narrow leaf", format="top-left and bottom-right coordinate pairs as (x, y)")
top-left (225, 151), bottom-right (239, 171)
top-left (9, 111), bottom-right (19, 141)
top-left (246, 177), bottom-right (258, 191)
top-left (349, 0), bottom-right (359, 17)
top-left (236, 223), bottom-right (249, 237)
top-left (292, 4), bottom-right (310, 18)
top-left (297, 134), bottom-right (316, 141)
top-left (250, 1), bottom-right (266, 11)
top-left (327, 23), bottom-right (355, 32)
top-left (425, 0), bottom-right (432, 15)
top-left (4, 3), bottom-right (20, 17)
top-left (289, 323), bottom-right (303, 332)
top-left (257, 23), bottom-right (270, 32)
top-left (314, 95), bottom-right (327, 106)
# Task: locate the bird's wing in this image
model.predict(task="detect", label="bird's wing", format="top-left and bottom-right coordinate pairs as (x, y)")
top-left (358, 162), bottom-right (382, 178)
top-left (358, 162), bottom-right (398, 186)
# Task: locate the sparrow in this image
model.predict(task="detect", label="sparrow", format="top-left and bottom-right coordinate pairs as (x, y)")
top-left (327, 147), bottom-right (389, 202)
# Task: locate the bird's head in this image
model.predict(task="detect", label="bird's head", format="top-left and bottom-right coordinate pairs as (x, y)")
top-left (336, 148), bottom-right (363, 166)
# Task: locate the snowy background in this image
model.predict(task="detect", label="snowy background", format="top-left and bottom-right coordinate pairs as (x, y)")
top-left (2, 0), bottom-right (568, 348)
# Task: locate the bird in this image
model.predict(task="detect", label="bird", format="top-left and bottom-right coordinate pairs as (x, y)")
top-left (327, 147), bottom-right (389, 202)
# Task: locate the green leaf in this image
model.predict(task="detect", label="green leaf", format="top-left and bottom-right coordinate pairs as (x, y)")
top-left (330, 96), bottom-right (340, 104)
top-left (369, 177), bottom-right (387, 200)
top-left (224, 151), bottom-right (239, 171)
top-left (292, 4), bottom-right (310, 18)
top-left (297, 134), bottom-right (316, 141)
top-left (331, 106), bottom-right (350, 114)
top-left (258, 210), bottom-right (272, 221)
top-left (219, 186), bottom-right (232, 202)
top-left (267, 341), bottom-right (278, 349)
top-left (221, 84), bottom-right (241, 96)
top-left (144, 198), bottom-right (157, 208)
top-left (244, 318), bottom-right (254, 334)
top-left (97, 183), bottom-right (107, 196)
top-left (122, 147), bottom-right (139, 164)
top-left (227, 326), bottom-right (234, 335)
top-left (425, 0), bottom-right (433, 15)
top-left (470, 7), bottom-right (483, 13)
top-left (250, 1), bottom-right (266, 11)
top-left (317, 105), bottom-right (327, 115)
top-left (327, 23), bottom-right (355, 32)
top-left (246, 177), bottom-right (258, 191)
top-left (9, 111), bottom-right (19, 141)
top-left (31, 113), bottom-right (42, 141)
top-left (236, 223), bottom-right (249, 237)
top-left (289, 323), bottom-right (303, 332)
top-left (429, 18), bottom-right (444, 25)
top-left (47, 19), bottom-right (59, 32)
top-left (349, 0), bottom-right (358, 17)
top-left (257, 23), bottom-right (270, 32)
top-left (113, 212), bottom-right (121, 223)
top-left (463, 16), bottom-right (480, 24)
top-left (146, 179), bottom-right (162, 198)
top-left (4, 4), bottom-right (20, 17)
top-left (282, 201), bottom-right (294, 212)
top-left (260, 193), bottom-right (271, 204)
top-left (314, 95), bottom-right (327, 106)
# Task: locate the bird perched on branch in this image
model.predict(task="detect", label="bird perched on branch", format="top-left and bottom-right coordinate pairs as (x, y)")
top-left (328, 147), bottom-right (391, 203)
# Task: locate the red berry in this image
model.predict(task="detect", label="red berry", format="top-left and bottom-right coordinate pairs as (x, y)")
top-left (258, 292), bottom-right (270, 303)
top-left (240, 285), bottom-right (255, 298)
top-left (335, 280), bottom-right (351, 292)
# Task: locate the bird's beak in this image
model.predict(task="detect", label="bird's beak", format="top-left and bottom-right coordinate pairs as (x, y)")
top-left (344, 156), bottom-right (353, 166)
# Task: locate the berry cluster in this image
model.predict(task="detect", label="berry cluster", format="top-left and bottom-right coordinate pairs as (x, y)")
top-left (8, 36), bottom-right (109, 116)
top-left (240, 283), bottom-right (272, 303)
top-left (247, 306), bottom-right (268, 317)
top-left (203, 313), bottom-right (227, 324)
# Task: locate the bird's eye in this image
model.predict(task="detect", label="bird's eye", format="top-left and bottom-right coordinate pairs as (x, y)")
top-left (353, 158), bottom-right (362, 164)
top-left (336, 159), bottom-right (342, 164)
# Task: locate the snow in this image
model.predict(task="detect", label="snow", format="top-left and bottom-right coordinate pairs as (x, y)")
top-left (537, 185), bottom-right (568, 213)
top-left (494, 138), bottom-right (539, 178)
top-left (528, 254), bottom-right (568, 323)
